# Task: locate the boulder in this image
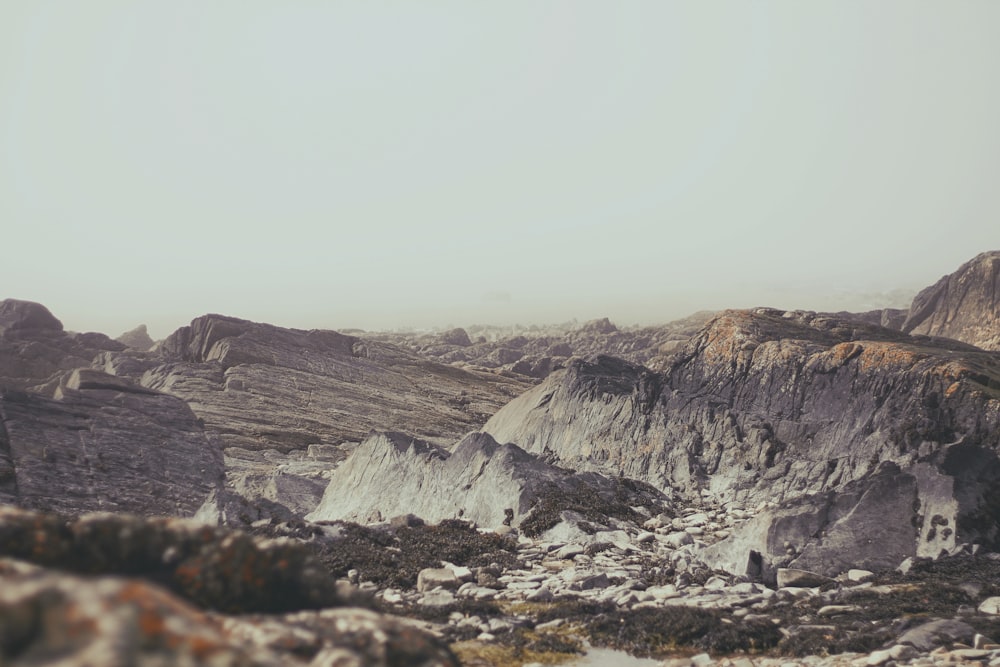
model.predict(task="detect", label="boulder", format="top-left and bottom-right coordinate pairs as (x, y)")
top-left (0, 298), bottom-right (62, 333)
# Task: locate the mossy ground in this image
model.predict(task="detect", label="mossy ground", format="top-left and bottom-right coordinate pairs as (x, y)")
top-left (519, 478), bottom-right (671, 538)
top-left (252, 518), bottom-right (521, 589)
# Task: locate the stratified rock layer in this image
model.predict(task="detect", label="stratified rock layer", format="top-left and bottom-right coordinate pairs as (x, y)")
top-left (101, 314), bottom-right (530, 453)
top-left (902, 250), bottom-right (1000, 350)
top-left (0, 369), bottom-right (222, 515)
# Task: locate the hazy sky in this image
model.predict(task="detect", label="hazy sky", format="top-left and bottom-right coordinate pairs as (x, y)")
top-left (2, 2), bottom-right (998, 338)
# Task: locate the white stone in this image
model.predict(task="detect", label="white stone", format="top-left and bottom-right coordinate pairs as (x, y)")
top-left (979, 596), bottom-right (1000, 614)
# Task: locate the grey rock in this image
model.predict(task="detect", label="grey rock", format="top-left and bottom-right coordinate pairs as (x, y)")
top-left (116, 323), bottom-right (156, 351)
top-left (897, 618), bottom-right (978, 651)
top-left (417, 568), bottom-right (460, 593)
top-left (306, 431), bottom-right (666, 529)
top-left (103, 313), bottom-right (530, 455)
top-left (419, 589), bottom-right (456, 607)
top-left (0, 370), bottom-right (223, 516)
top-left (902, 250), bottom-right (1000, 350)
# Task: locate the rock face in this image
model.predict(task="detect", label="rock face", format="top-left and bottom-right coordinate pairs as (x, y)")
top-left (100, 314), bottom-right (530, 453)
top-left (307, 431), bottom-right (667, 530)
top-left (482, 308), bottom-right (1000, 574)
top-left (902, 250), bottom-right (1000, 350)
top-left (0, 299), bottom-right (63, 333)
top-left (0, 369), bottom-right (223, 516)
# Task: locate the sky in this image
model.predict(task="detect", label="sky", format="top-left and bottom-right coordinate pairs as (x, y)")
top-left (1, 2), bottom-right (998, 338)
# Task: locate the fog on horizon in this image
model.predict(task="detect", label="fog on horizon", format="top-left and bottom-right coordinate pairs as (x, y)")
top-left (2, 2), bottom-right (998, 339)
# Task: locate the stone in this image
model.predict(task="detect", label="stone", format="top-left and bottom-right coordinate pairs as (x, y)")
top-left (0, 373), bottom-right (224, 516)
top-left (980, 597), bottom-right (1000, 615)
top-left (417, 568), bottom-right (460, 593)
top-left (570, 573), bottom-right (611, 591)
top-left (776, 568), bottom-right (832, 589)
top-left (419, 589), bottom-right (456, 607)
top-left (897, 618), bottom-right (978, 651)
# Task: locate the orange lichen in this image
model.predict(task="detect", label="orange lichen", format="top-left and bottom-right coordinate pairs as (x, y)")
top-left (857, 344), bottom-right (925, 373)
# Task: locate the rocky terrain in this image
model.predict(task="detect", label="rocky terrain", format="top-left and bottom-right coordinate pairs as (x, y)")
top-left (364, 311), bottom-right (716, 378)
top-left (2, 251), bottom-right (1000, 666)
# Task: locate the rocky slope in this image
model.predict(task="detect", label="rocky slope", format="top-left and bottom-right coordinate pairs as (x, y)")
top-left (100, 314), bottom-right (530, 453)
top-left (902, 250), bottom-right (1000, 351)
top-left (482, 308), bottom-right (1000, 576)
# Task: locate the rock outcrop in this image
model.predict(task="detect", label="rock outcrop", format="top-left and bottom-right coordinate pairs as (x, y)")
top-left (0, 298), bottom-right (126, 391)
top-left (116, 323), bottom-right (156, 350)
top-left (0, 369), bottom-right (223, 516)
top-left (100, 314), bottom-right (530, 453)
top-left (482, 308), bottom-right (1000, 575)
top-left (902, 250), bottom-right (1000, 350)
top-left (307, 431), bottom-right (668, 531)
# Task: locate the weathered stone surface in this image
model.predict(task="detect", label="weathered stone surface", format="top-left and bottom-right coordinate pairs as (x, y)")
top-left (896, 618), bottom-right (979, 651)
top-left (306, 431), bottom-right (667, 529)
top-left (0, 369), bottom-right (223, 516)
top-left (903, 250), bottom-right (1000, 350)
top-left (100, 314), bottom-right (530, 453)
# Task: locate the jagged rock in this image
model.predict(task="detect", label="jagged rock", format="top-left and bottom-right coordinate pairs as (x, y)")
top-left (100, 314), bottom-right (529, 453)
top-left (0, 369), bottom-right (223, 515)
top-left (306, 431), bottom-right (667, 530)
top-left (902, 250), bottom-right (1000, 350)
top-left (980, 596), bottom-right (1000, 614)
top-left (116, 323), bottom-right (156, 350)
